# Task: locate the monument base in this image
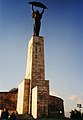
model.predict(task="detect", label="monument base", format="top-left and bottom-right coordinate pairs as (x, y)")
top-left (16, 36), bottom-right (64, 119)
top-left (16, 79), bottom-right (30, 114)
top-left (32, 80), bottom-right (49, 118)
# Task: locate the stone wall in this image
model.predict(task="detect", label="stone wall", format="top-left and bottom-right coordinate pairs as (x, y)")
top-left (48, 95), bottom-right (64, 117)
top-left (0, 89), bottom-right (18, 110)
top-left (0, 90), bottom-right (64, 118)
top-left (37, 80), bottom-right (49, 118)
top-left (23, 79), bottom-right (30, 113)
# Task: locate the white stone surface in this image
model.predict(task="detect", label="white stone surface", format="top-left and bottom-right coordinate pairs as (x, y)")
top-left (32, 86), bottom-right (37, 119)
top-left (0, 110), bottom-right (2, 117)
top-left (25, 37), bottom-right (33, 79)
top-left (25, 36), bottom-right (45, 82)
top-left (17, 80), bottom-right (25, 114)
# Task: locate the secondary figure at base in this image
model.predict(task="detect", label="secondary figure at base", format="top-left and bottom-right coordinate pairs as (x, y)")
top-left (1, 108), bottom-right (9, 120)
top-left (32, 5), bottom-right (45, 36)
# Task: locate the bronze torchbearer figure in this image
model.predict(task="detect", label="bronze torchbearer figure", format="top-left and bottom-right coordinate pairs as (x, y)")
top-left (32, 5), bottom-right (44, 36)
top-left (29, 2), bottom-right (47, 36)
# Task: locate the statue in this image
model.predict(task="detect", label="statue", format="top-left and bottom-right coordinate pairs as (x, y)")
top-left (29, 2), bottom-right (47, 36)
top-left (32, 5), bottom-right (44, 36)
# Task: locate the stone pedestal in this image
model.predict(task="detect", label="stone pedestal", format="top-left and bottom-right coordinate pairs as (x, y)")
top-left (17, 36), bottom-right (49, 118)
top-left (32, 80), bottom-right (49, 119)
top-left (25, 36), bottom-right (48, 116)
top-left (25, 36), bottom-right (45, 87)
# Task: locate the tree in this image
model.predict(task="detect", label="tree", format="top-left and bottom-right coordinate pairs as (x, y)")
top-left (70, 109), bottom-right (82, 119)
top-left (9, 88), bottom-right (18, 92)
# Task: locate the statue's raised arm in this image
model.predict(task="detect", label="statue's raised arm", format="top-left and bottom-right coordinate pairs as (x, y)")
top-left (41, 8), bottom-right (44, 15)
top-left (32, 5), bottom-right (34, 18)
top-left (32, 4), bottom-right (34, 11)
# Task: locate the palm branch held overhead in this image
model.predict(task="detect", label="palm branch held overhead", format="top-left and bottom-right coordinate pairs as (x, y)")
top-left (32, 5), bottom-right (44, 36)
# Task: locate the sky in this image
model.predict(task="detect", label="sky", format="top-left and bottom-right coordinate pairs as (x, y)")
top-left (0, 0), bottom-right (83, 117)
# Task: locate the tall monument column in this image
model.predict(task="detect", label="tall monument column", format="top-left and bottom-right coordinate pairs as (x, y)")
top-left (16, 1), bottom-right (65, 119)
top-left (17, 36), bottom-right (49, 118)
top-left (24, 36), bottom-right (49, 117)
top-left (25, 36), bottom-right (45, 87)
top-left (17, 2), bottom-right (49, 119)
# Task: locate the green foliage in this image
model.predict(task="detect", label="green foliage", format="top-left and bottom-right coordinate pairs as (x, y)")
top-left (70, 109), bottom-right (82, 119)
top-left (9, 88), bottom-right (18, 92)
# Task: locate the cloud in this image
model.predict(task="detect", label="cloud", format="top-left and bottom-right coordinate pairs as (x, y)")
top-left (68, 95), bottom-right (83, 104)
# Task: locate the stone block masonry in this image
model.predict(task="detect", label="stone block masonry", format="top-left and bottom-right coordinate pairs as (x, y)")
top-left (0, 35), bottom-right (64, 118)
top-left (16, 36), bottom-right (64, 118)
top-left (17, 36), bottom-right (49, 118)
top-left (25, 36), bottom-right (45, 86)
